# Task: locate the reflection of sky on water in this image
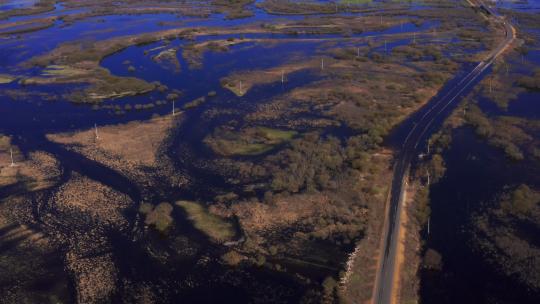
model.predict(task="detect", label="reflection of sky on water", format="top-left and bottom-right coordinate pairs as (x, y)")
top-left (496, 0), bottom-right (540, 11)
top-left (0, 0), bottom-right (37, 12)
top-left (0, 0), bottom-right (537, 133)
top-left (0, 0), bottom-right (439, 73)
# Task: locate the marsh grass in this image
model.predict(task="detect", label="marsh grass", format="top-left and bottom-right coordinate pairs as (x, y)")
top-left (176, 200), bottom-right (236, 243)
top-left (0, 74), bottom-right (15, 84)
top-left (205, 127), bottom-right (297, 156)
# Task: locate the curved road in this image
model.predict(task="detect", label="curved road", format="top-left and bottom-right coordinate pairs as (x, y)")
top-left (373, 2), bottom-right (515, 303)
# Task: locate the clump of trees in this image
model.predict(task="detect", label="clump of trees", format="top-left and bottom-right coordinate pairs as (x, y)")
top-left (516, 68), bottom-right (540, 91)
top-left (392, 45), bottom-right (443, 62)
top-left (465, 105), bottom-right (531, 161)
top-left (266, 131), bottom-right (383, 194)
top-left (500, 184), bottom-right (540, 218)
top-left (413, 187), bottom-right (430, 227)
top-left (470, 185), bottom-right (540, 290)
top-left (268, 133), bottom-right (345, 193)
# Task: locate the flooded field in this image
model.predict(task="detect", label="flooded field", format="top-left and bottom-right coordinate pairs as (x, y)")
top-left (0, 0), bottom-right (537, 303)
top-left (418, 1), bottom-right (540, 303)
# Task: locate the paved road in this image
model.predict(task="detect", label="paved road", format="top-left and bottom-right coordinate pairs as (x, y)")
top-left (372, 2), bottom-right (515, 303)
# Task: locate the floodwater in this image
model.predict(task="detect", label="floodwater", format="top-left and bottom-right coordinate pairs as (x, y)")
top-left (0, 0), bottom-right (37, 12)
top-left (0, 0), bottom-right (517, 303)
top-left (419, 2), bottom-right (540, 303)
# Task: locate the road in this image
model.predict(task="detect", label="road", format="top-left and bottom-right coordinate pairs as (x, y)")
top-left (372, 2), bottom-right (515, 303)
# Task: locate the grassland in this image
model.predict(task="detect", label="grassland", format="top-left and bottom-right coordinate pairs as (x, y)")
top-left (0, 74), bottom-right (15, 84)
top-left (0, 16), bottom-right (56, 35)
top-left (47, 116), bottom-right (175, 167)
top-left (0, 0), bottom-right (56, 20)
top-left (257, 0), bottom-right (389, 15)
top-left (176, 200), bottom-right (236, 243)
top-left (220, 60), bottom-right (314, 96)
top-left (204, 127), bottom-right (297, 156)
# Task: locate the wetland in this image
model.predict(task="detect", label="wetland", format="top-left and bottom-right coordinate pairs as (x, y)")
top-left (1, 0), bottom-right (538, 303)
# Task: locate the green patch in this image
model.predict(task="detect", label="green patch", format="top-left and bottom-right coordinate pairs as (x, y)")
top-left (205, 127), bottom-right (297, 156)
top-left (176, 200), bottom-right (236, 243)
top-left (139, 202), bottom-right (174, 232)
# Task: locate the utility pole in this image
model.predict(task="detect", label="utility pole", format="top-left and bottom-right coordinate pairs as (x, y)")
top-left (94, 123), bottom-right (99, 140)
top-left (427, 139), bottom-right (430, 154)
top-left (172, 99), bottom-right (176, 116)
top-left (10, 148), bottom-right (15, 167)
top-left (427, 217), bottom-right (430, 235)
top-left (239, 80), bottom-right (243, 94)
top-left (321, 58), bottom-right (324, 71)
top-left (281, 70), bottom-right (285, 83)
top-left (426, 169), bottom-right (431, 186)
top-left (357, 47), bottom-right (360, 58)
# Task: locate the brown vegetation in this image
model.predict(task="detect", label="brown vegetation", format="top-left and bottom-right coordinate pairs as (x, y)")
top-left (220, 60), bottom-right (314, 96)
top-left (0, 0), bottom-right (56, 20)
top-left (50, 173), bottom-right (133, 303)
top-left (465, 105), bottom-right (538, 161)
top-left (48, 116), bottom-right (175, 168)
top-left (471, 185), bottom-right (540, 290)
top-left (0, 16), bottom-right (56, 35)
top-left (1, 135), bottom-right (60, 191)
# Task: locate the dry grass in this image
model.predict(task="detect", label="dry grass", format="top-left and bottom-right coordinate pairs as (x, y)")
top-left (176, 200), bottom-right (236, 243)
top-left (52, 173), bottom-right (132, 225)
top-left (231, 194), bottom-right (326, 231)
top-left (48, 116), bottom-right (175, 167)
top-left (0, 74), bottom-right (15, 84)
top-left (221, 59), bottom-right (316, 96)
top-left (1, 135), bottom-right (60, 190)
top-left (152, 48), bottom-right (181, 73)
